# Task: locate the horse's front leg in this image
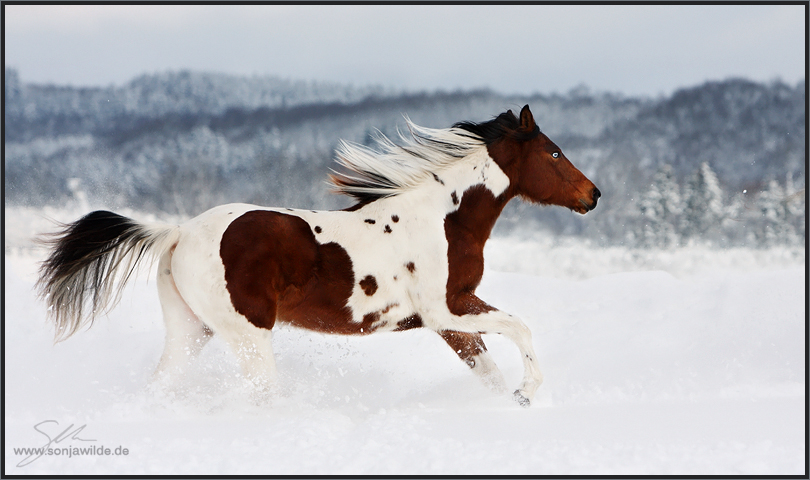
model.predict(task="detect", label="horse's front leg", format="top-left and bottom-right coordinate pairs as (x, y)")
top-left (440, 296), bottom-right (543, 406)
top-left (439, 331), bottom-right (507, 393)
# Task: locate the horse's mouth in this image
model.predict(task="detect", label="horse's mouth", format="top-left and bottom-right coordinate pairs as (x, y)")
top-left (576, 199), bottom-right (596, 214)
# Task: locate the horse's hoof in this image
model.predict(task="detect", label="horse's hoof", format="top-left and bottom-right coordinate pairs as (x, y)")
top-left (513, 390), bottom-right (531, 408)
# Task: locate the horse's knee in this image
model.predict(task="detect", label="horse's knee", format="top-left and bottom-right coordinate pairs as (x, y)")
top-left (515, 321), bottom-right (532, 342)
top-left (496, 315), bottom-right (532, 346)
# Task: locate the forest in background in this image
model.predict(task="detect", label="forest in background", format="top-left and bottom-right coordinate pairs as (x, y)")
top-left (4, 68), bottom-right (805, 247)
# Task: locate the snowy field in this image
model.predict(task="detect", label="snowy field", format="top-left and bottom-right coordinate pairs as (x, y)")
top-left (3, 206), bottom-right (806, 475)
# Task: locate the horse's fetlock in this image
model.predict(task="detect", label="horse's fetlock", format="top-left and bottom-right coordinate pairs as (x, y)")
top-left (513, 390), bottom-right (531, 408)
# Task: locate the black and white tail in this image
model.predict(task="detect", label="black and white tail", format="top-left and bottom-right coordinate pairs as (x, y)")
top-left (36, 211), bottom-right (180, 342)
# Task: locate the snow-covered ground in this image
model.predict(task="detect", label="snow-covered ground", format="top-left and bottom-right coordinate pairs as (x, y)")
top-left (3, 206), bottom-right (806, 475)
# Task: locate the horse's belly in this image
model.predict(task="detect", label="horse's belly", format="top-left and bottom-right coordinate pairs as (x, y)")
top-left (274, 250), bottom-right (418, 335)
top-left (276, 294), bottom-right (417, 335)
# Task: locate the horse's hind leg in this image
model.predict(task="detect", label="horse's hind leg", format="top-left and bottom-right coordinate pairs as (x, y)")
top-left (440, 331), bottom-right (507, 393)
top-left (152, 249), bottom-right (213, 382)
top-left (217, 321), bottom-right (278, 394)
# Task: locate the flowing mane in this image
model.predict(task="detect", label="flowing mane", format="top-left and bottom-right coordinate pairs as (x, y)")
top-left (328, 119), bottom-right (484, 202)
top-left (453, 110), bottom-right (541, 145)
top-left (328, 110), bottom-right (542, 202)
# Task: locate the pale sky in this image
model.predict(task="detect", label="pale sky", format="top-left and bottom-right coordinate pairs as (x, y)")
top-left (3, 4), bottom-right (806, 96)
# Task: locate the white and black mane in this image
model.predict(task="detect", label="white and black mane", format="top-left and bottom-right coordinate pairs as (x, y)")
top-left (329, 110), bottom-right (541, 203)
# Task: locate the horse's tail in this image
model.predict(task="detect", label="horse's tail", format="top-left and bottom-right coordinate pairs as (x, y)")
top-left (36, 210), bottom-right (182, 342)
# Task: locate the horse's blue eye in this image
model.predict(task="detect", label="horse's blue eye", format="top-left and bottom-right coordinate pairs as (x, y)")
top-left (552, 152), bottom-right (559, 158)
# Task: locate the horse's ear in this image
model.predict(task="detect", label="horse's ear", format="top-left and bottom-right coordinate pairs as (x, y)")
top-left (519, 105), bottom-right (536, 132)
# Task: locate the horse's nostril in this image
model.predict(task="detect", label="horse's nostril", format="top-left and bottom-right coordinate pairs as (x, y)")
top-left (592, 187), bottom-right (601, 202)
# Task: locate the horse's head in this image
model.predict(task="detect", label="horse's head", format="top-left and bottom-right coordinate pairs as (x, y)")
top-left (486, 105), bottom-right (600, 214)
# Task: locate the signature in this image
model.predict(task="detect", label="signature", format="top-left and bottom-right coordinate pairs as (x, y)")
top-left (16, 420), bottom-right (96, 468)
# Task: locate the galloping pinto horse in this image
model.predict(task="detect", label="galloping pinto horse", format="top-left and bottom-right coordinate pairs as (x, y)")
top-left (37, 106), bottom-right (599, 406)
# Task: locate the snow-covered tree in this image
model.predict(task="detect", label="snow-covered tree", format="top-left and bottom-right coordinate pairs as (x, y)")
top-left (638, 164), bottom-right (682, 248)
top-left (784, 174), bottom-right (806, 244)
top-left (722, 190), bottom-right (756, 246)
top-left (757, 178), bottom-right (800, 247)
top-left (681, 162), bottom-right (725, 243)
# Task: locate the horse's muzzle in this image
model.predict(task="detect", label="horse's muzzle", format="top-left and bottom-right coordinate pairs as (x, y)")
top-left (590, 187), bottom-right (601, 209)
top-left (578, 187), bottom-right (601, 213)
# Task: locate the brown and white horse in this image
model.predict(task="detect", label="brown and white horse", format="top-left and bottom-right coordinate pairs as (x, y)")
top-left (37, 105), bottom-right (599, 407)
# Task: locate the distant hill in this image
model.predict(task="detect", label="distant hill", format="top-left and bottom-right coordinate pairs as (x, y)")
top-left (4, 68), bottom-right (805, 246)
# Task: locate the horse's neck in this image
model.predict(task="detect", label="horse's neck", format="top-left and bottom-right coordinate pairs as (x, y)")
top-left (445, 183), bottom-right (510, 246)
top-left (442, 164), bottom-right (512, 295)
top-left (408, 150), bottom-right (511, 250)
top-left (364, 147), bottom-right (512, 246)
top-left (443, 149), bottom-right (511, 239)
